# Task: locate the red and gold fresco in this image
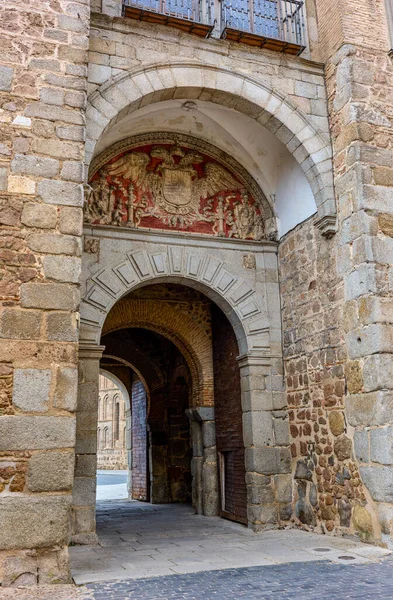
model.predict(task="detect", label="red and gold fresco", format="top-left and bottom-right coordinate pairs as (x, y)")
top-left (86, 142), bottom-right (266, 240)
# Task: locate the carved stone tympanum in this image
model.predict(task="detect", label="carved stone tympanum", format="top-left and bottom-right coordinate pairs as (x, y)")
top-left (86, 133), bottom-right (274, 241)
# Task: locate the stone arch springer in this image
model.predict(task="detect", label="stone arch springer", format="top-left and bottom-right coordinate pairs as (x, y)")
top-left (86, 62), bottom-right (336, 237)
top-left (80, 244), bottom-right (270, 361)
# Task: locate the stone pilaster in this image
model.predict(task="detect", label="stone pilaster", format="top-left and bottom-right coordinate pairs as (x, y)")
top-left (72, 344), bottom-right (105, 545)
top-left (239, 354), bottom-right (291, 530)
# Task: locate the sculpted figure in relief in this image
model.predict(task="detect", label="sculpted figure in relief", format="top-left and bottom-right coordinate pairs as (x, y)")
top-left (85, 141), bottom-right (267, 240)
top-left (84, 176), bottom-right (113, 225)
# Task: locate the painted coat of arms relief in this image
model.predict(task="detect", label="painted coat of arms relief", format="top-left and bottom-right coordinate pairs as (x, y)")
top-left (85, 136), bottom-right (273, 241)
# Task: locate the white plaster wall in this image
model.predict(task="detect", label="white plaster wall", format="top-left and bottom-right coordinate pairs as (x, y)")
top-left (275, 152), bottom-right (316, 236)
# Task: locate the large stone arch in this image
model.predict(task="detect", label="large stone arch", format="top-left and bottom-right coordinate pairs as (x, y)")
top-left (80, 244), bottom-right (269, 357)
top-left (86, 62), bottom-right (336, 234)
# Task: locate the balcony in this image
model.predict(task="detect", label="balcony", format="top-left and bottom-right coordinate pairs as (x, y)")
top-left (122, 0), bottom-right (306, 54)
top-left (122, 0), bottom-right (215, 38)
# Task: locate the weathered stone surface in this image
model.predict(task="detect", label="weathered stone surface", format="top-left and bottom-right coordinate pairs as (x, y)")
top-left (333, 435), bottom-right (352, 461)
top-left (20, 283), bottom-right (79, 310)
top-left (245, 447), bottom-right (291, 475)
top-left (273, 416), bottom-right (290, 445)
top-left (27, 451), bottom-right (74, 492)
top-left (274, 474), bottom-right (292, 503)
top-left (0, 309), bottom-right (41, 340)
top-left (12, 368), bottom-right (51, 412)
top-left (54, 367), bottom-right (78, 411)
top-left (72, 506), bottom-right (96, 534)
top-left (378, 213), bottom-right (393, 236)
top-left (345, 361), bottom-right (363, 394)
top-left (11, 154), bottom-right (59, 178)
top-left (202, 421), bottom-right (216, 448)
top-left (294, 460), bottom-right (312, 481)
top-left (2, 555), bottom-right (37, 587)
top-left (352, 503), bottom-right (374, 541)
top-left (75, 454), bottom-right (97, 477)
top-left (360, 466), bottom-right (393, 502)
top-left (0, 65), bottom-right (13, 91)
top-left (37, 547), bottom-right (71, 585)
top-left (0, 496), bottom-right (71, 550)
top-left (60, 161), bottom-right (85, 182)
top-left (328, 411), bottom-right (345, 436)
top-left (346, 391), bottom-right (393, 427)
top-left (43, 255), bottom-right (81, 283)
top-left (370, 427), bottom-right (393, 465)
top-left (248, 504), bottom-right (278, 525)
top-left (295, 499), bottom-right (314, 525)
top-left (27, 233), bottom-right (80, 256)
top-left (59, 207), bottom-right (83, 236)
top-left (338, 498), bottom-right (352, 528)
top-left (37, 179), bottom-right (83, 207)
top-left (8, 175), bottom-right (36, 195)
top-left (363, 354), bottom-right (393, 392)
top-left (21, 203), bottom-right (57, 229)
top-left (0, 416), bottom-right (76, 450)
top-left (73, 477), bottom-right (96, 506)
top-left (354, 429), bottom-right (369, 463)
top-left (243, 411), bottom-right (274, 447)
top-left (45, 312), bottom-right (78, 342)
top-left (309, 482), bottom-right (317, 507)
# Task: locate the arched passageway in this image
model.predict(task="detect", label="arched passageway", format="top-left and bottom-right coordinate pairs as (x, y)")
top-left (78, 282), bottom-right (249, 540)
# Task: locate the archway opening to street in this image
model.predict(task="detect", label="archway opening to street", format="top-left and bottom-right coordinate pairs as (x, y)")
top-left (96, 372), bottom-right (130, 501)
top-left (97, 281), bottom-right (247, 524)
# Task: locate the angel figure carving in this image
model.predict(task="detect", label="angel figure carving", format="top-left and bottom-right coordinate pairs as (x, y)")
top-left (105, 144), bottom-right (240, 224)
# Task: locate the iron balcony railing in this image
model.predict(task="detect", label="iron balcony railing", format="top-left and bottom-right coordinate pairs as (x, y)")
top-left (122, 0), bottom-right (306, 53)
top-left (221, 0), bottom-right (306, 52)
top-left (122, 0), bottom-right (215, 37)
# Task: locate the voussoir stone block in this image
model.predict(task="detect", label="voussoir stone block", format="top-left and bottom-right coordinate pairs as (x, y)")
top-left (0, 496), bottom-right (71, 550)
top-left (0, 416), bottom-right (76, 450)
top-left (27, 451), bottom-right (75, 492)
top-left (12, 368), bottom-right (52, 412)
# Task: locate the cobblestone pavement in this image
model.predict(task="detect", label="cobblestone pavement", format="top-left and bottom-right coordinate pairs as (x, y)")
top-left (70, 501), bottom-right (390, 585)
top-left (84, 559), bottom-right (393, 600)
top-left (4, 558), bottom-right (393, 600)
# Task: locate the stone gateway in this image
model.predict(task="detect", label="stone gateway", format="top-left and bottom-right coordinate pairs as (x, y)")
top-left (0, 0), bottom-right (393, 587)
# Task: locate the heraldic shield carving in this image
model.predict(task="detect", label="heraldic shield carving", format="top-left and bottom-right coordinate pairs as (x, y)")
top-left (86, 133), bottom-right (275, 241)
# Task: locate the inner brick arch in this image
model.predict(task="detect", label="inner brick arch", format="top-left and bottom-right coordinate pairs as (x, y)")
top-left (102, 297), bottom-right (214, 406)
top-left (85, 62), bottom-right (336, 232)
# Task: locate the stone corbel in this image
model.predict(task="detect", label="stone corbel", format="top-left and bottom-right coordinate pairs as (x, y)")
top-left (314, 214), bottom-right (337, 238)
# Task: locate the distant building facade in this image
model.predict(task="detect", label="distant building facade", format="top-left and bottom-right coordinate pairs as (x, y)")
top-left (97, 375), bottom-right (127, 470)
